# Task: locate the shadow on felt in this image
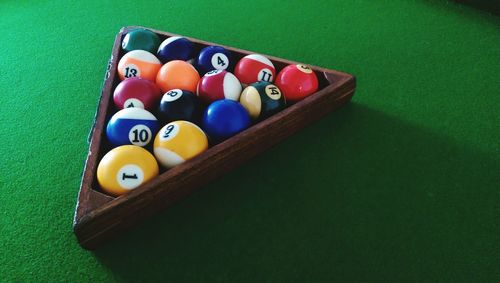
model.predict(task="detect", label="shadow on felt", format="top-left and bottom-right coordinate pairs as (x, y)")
top-left (93, 103), bottom-right (498, 282)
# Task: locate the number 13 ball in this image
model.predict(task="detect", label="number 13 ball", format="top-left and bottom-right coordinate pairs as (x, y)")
top-left (154, 121), bottom-right (208, 168)
top-left (118, 50), bottom-right (162, 81)
top-left (275, 64), bottom-right (319, 103)
top-left (97, 145), bottom-right (159, 196)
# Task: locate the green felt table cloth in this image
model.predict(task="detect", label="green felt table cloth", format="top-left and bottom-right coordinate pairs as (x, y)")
top-left (0, 0), bottom-right (499, 281)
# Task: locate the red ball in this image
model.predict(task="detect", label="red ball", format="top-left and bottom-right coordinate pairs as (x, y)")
top-left (234, 54), bottom-right (276, 85)
top-left (275, 64), bottom-right (319, 103)
top-left (196, 70), bottom-right (242, 104)
top-left (113, 77), bottom-right (162, 110)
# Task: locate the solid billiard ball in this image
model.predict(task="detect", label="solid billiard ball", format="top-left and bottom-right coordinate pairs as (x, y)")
top-left (153, 121), bottom-right (208, 168)
top-left (122, 28), bottom-right (161, 54)
top-left (156, 60), bottom-right (200, 93)
top-left (106, 108), bottom-right (159, 147)
top-left (117, 50), bottom-right (162, 81)
top-left (239, 82), bottom-right (286, 120)
top-left (157, 36), bottom-right (194, 63)
top-left (158, 89), bottom-right (203, 123)
top-left (113, 77), bottom-right (162, 110)
top-left (97, 145), bottom-right (159, 196)
top-left (234, 54), bottom-right (276, 85)
top-left (274, 64), bottom-right (319, 102)
top-left (196, 45), bottom-right (232, 75)
top-left (196, 70), bottom-right (242, 104)
top-left (202, 100), bottom-right (251, 143)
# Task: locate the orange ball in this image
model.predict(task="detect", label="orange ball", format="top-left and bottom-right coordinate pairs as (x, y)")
top-left (156, 60), bottom-right (200, 93)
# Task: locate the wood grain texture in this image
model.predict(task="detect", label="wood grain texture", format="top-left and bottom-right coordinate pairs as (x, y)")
top-left (73, 26), bottom-right (356, 249)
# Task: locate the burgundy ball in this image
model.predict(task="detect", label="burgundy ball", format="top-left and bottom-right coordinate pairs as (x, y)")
top-left (113, 77), bottom-right (162, 110)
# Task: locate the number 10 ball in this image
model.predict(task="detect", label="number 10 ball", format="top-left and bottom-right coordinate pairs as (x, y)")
top-left (106, 108), bottom-right (159, 147)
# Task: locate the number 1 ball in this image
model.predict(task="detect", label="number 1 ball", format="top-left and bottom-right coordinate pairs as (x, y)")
top-left (154, 121), bottom-right (209, 168)
top-left (106, 108), bottom-right (159, 147)
top-left (113, 77), bottom-right (162, 110)
top-left (97, 145), bottom-right (159, 196)
top-left (275, 64), bottom-right (319, 102)
top-left (196, 45), bottom-right (232, 75)
top-left (158, 89), bottom-right (203, 123)
top-left (234, 54), bottom-right (276, 85)
top-left (117, 50), bottom-right (162, 81)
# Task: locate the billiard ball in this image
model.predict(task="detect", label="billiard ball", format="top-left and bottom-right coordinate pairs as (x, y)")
top-left (117, 50), bottom-right (162, 81)
top-left (234, 54), bottom-right (276, 85)
top-left (122, 28), bottom-right (161, 54)
top-left (275, 64), bottom-right (319, 102)
top-left (156, 60), bottom-right (200, 93)
top-left (196, 70), bottom-right (242, 104)
top-left (106, 108), bottom-right (159, 147)
top-left (113, 77), bottom-right (162, 110)
top-left (97, 145), bottom-right (159, 196)
top-left (202, 100), bottom-right (251, 143)
top-left (239, 82), bottom-right (286, 120)
top-left (196, 45), bottom-right (232, 75)
top-left (153, 121), bottom-right (208, 168)
top-left (157, 36), bottom-right (194, 63)
top-left (158, 89), bottom-right (203, 123)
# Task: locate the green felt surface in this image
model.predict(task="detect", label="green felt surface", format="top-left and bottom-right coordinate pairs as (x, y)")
top-left (1, 0), bottom-right (499, 282)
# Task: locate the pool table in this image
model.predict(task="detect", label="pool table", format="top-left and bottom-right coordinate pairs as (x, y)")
top-left (0, 0), bottom-right (498, 282)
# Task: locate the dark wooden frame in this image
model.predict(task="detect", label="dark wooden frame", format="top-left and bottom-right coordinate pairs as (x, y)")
top-left (73, 26), bottom-right (356, 250)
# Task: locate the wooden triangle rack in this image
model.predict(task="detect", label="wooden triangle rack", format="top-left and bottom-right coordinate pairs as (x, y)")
top-left (73, 26), bottom-right (356, 250)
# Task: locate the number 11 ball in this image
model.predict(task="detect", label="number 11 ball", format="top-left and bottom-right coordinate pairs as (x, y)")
top-left (234, 54), bottom-right (276, 85)
top-left (97, 145), bottom-right (159, 196)
top-left (106, 108), bottom-right (159, 147)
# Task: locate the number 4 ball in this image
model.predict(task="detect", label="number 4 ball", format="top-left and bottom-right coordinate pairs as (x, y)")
top-left (196, 45), bottom-right (232, 75)
top-left (275, 64), bottom-right (319, 103)
top-left (97, 145), bottom-right (159, 196)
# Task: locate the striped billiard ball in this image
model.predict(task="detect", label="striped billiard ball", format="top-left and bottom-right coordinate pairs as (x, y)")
top-left (239, 81), bottom-right (286, 120)
top-left (154, 121), bottom-right (208, 168)
top-left (234, 54), bottom-right (276, 85)
top-left (106, 108), bottom-right (159, 147)
top-left (117, 50), bottom-right (162, 81)
top-left (196, 70), bottom-right (242, 104)
top-left (113, 77), bottom-right (162, 110)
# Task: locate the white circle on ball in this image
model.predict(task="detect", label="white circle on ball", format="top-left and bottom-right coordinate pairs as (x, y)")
top-left (159, 123), bottom-right (180, 141)
top-left (123, 98), bottom-right (144, 109)
top-left (204, 69), bottom-right (223, 77)
top-left (296, 64), bottom-right (313, 74)
top-left (258, 68), bottom-right (274, 82)
top-left (128, 124), bottom-right (152, 146)
top-left (161, 89), bottom-right (183, 102)
top-left (265, 84), bottom-right (282, 100)
top-left (116, 164), bottom-right (144, 190)
top-left (122, 63), bottom-right (141, 78)
top-left (211, 53), bottom-right (229, 70)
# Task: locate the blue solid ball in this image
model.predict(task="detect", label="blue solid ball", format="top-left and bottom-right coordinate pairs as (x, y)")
top-left (106, 108), bottom-right (159, 147)
top-left (202, 100), bottom-right (251, 143)
top-left (196, 45), bottom-right (232, 75)
top-left (157, 36), bottom-right (194, 63)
